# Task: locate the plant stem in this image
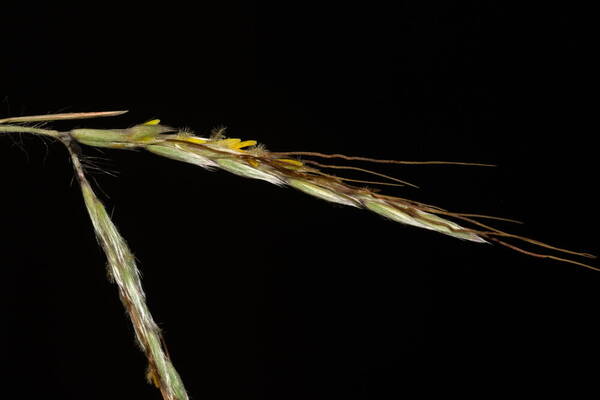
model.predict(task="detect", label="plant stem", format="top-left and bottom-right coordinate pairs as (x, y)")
top-left (0, 125), bottom-right (61, 137)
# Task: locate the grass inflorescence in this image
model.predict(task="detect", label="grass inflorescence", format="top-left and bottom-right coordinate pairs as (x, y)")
top-left (1, 110), bottom-right (597, 399)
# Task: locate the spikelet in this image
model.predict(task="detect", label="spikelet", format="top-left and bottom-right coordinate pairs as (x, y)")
top-left (140, 122), bottom-right (598, 269)
top-left (2, 112), bottom-right (597, 271)
top-left (64, 138), bottom-right (189, 400)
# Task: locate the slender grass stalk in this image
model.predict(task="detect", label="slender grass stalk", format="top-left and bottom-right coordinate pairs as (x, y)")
top-left (1, 110), bottom-right (597, 399)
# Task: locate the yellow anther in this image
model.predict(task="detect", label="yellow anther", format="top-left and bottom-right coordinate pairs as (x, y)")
top-left (215, 138), bottom-right (241, 148)
top-left (276, 158), bottom-right (303, 167)
top-left (214, 138), bottom-right (257, 151)
top-left (143, 119), bottom-right (161, 126)
top-left (247, 158), bottom-right (260, 168)
top-left (182, 137), bottom-right (207, 144)
top-left (232, 140), bottom-right (257, 149)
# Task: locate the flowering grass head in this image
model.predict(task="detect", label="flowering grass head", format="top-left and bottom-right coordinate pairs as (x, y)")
top-left (1, 110), bottom-right (597, 400)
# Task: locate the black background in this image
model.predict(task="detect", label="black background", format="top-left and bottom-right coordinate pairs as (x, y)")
top-left (2, 2), bottom-right (597, 399)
